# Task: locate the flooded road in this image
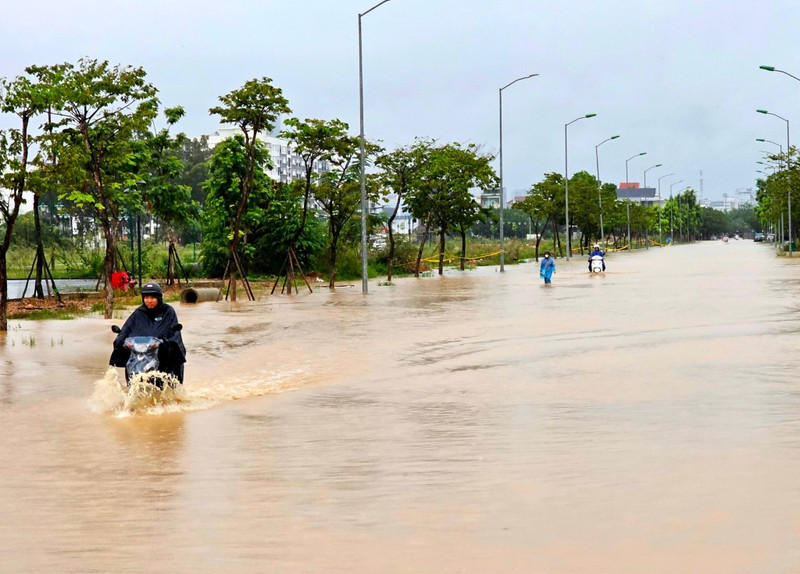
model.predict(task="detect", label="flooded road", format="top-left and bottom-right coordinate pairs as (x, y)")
top-left (2, 240), bottom-right (800, 573)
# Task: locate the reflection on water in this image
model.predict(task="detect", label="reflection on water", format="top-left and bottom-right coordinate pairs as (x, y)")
top-left (6, 278), bottom-right (98, 300)
top-left (2, 241), bottom-right (800, 573)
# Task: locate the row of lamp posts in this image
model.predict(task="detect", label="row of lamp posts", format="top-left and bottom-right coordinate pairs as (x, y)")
top-left (758, 64), bottom-right (798, 256)
top-left (357, 0), bottom-right (710, 292)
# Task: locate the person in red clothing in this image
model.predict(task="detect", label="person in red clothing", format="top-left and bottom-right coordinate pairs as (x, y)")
top-left (110, 271), bottom-right (135, 292)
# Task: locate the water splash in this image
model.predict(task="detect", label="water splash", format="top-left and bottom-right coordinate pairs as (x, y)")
top-left (122, 372), bottom-right (187, 414)
top-left (88, 367), bottom-right (126, 413)
top-left (89, 366), bottom-right (310, 417)
top-left (88, 367), bottom-right (187, 417)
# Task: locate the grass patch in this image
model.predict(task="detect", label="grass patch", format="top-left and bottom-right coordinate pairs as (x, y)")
top-left (12, 308), bottom-right (77, 321)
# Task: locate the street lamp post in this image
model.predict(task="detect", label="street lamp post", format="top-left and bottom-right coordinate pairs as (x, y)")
top-left (678, 186), bottom-right (690, 241)
top-left (595, 135), bottom-right (620, 244)
top-left (657, 173), bottom-right (675, 201)
top-left (657, 173), bottom-right (675, 245)
top-left (624, 152), bottom-right (647, 250)
top-left (564, 113), bottom-right (596, 260)
top-left (757, 108), bottom-right (791, 255)
top-left (498, 73), bottom-right (538, 272)
top-left (669, 179), bottom-right (684, 242)
top-left (643, 163), bottom-right (662, 189)
top-left (757, 160), bottom-right (778, 172)
top-left (757, 137), bottom-right (783, 155)
top-left (358, 0), bottom-right (392, 294)
top-left (760, 65), bottom-right (800, 83)
top-left (642, 163), bottom-right (662, 248)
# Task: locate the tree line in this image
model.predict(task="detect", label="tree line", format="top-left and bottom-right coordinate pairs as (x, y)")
top-left (754, 146), bottom-right (799, 246)
top-left (0, 58), bottom-right (757, 330)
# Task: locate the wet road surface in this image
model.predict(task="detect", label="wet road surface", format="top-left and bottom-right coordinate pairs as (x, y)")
top-left (1, 240), bottom-right (799, 573)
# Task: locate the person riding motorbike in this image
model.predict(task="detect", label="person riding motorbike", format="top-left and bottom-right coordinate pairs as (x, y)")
top-left (588, 244), bottom-right (606, 272)
top-left (109, 281), bottom-right (186, 383)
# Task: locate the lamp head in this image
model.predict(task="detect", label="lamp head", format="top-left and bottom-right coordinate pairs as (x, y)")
top-left (760, 65), bottom-right (776, 72)
top-left (757, 109), bottom-right (769, 114)
top-left (585, 113), bottom-right (597, 118)
top-left (756, 138), bottom-right (765, 142)
top-left (611, 135), bottom-right (620, 139)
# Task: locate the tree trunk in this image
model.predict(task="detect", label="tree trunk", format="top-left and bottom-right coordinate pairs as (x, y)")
top-left (33, 194), bottom-right (45, 298)
top-left (533, 216), bottom-right (547, 260)
top-left (415, 218), bottom-right (432, 278)
top-left (101, 220), bottom-right (116, 320)
top-left (328, 232), bottom-right (340, 290)
top-left (0, 251), bottom-right (8, 331)
top-left (386, 194), bottom-right (402, 283)
top-left (230, 269), bottom-right (238, 301)
top-left (554, 219), bottom-right (562, 257)
top-left (166, 230), bottom-right (177, 286)
top-left (460, 229), bottom-right (466, 271)
top-left (438, 226), bottom-right (446, 276)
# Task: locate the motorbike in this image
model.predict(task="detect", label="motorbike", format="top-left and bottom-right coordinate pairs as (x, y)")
top-left (111, 324), bottom-right (183, 389)
top-left (589, 254), bottom-right (605, 274)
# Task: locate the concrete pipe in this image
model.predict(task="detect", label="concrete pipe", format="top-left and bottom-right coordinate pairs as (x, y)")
top-left (180, 287), bottom-right (221, 304)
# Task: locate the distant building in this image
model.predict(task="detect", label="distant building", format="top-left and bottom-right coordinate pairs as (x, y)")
top-left (206, 126), bottom-right (330, 184)
top-left (708, 194), bottom-right (738, 212)
top-left (480, 190), bottom-right (501, 208)
top-left (736, 187), bottom-right (754, 204)
top-left (479, 189), bottom-right (524, 208)
top-left (377, 205), bottom-right (414, 236)
top-left (616, 186), bottom-right (660, 207)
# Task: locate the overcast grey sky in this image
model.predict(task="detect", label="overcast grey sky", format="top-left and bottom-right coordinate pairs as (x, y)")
top-left (3, 0), bottom-right (800, 202)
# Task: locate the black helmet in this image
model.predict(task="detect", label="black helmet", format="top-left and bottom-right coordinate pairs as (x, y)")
top-left (141, 281), bottom-right (163, 300)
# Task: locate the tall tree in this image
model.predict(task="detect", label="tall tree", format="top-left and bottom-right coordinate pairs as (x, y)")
top-left (566, 170), bottom-right (602, 253)
top-left (406, 143), bottom-right (497, 276)
top-left (200, 135), bottom-right (273, 277)
top-left (139, 106), bottom-right (199, 285)
top-left (451, 191), bottom-right (493, 270)
top-left (279, 118), bottom-right (349, 246)
top-left (313, 135), bottom-right (380, 288)
top-left (0, 75), bottom-right (47, 330)
top-left (516, 173), bottom-right (565, 258)
top-left (209, 77), bottom-right (290, 300)
top-left (375, 138), bottom-right (433, 282)
top-left (28, 58), bottom-right (158, 319)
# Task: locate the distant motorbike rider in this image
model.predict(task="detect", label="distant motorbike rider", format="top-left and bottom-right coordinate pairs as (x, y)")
top-left (588, 244), bottom-right (606, 272)
top-left (109, 281), bottom-right (186, 383)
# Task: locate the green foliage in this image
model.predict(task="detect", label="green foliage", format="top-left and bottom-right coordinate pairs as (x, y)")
top-left (138, 106), bottom-right (200, 234)
top-left (208, 77), bottom-right (291, 274)
top-left (699, 206), bottom-right (729, 237)
top-left (370, 235), bottom-right (421, 275)
top-left (727, 204), bottom-right (758, 233)
top-left (200, 136), bottom-right (324, 277)
top-left (178, 136), bottom-right (212, 206)
top-left (200, 135), bottom-right (272, 274)
top-left (210, 78), bottom-right (290, 138)
top-left (9, 212), bottom-right (64, 248)
top-left (405, 142), bottom-right (498, 270)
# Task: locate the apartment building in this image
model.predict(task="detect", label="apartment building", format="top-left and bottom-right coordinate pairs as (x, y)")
top-left (206, 126), bottom-right (330, 183)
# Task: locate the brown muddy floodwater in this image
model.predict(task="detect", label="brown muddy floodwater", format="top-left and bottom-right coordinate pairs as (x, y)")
top-left (2, 240), bottom-right (800, 573)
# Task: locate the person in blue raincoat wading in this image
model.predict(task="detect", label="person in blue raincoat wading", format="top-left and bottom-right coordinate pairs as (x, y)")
top-left (539, 251), bottom-right (556, 285)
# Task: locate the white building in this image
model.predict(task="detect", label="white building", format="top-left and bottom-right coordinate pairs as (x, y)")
top-left (206, 126), bottom-right (329, 183)
top-left (708, 193), bottom-right (738, 212)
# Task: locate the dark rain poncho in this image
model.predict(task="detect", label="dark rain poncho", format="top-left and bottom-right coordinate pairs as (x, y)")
top-left (109, 302), bottom-right (186, 380)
